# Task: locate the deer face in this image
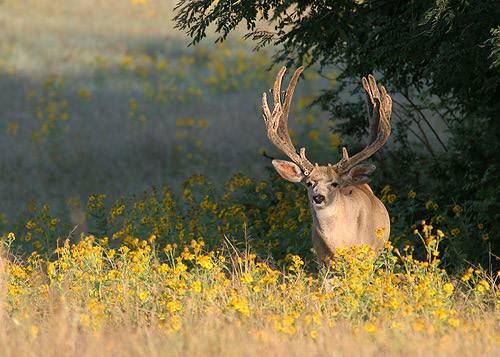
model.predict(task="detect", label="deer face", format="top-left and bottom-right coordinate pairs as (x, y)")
top-left (272, 159), bottom-right (376, 209)
top-left (304, 166), bottom-right (340, 208)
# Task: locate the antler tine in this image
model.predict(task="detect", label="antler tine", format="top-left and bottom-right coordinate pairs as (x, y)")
top-left (272, 67), bottom-right (287, 109)
top-left (279, 66), bottom-right (304, 149)
top-left (262, 67), bottom-right (314, 174)
top-left (334, 74), bottom-right (392, 174)
top-left (363, 77), bottom-right (374, 122)
top-left (380, 85), bottom-right (392, 121)
top-left (363, 76), bottom-right (380, 145)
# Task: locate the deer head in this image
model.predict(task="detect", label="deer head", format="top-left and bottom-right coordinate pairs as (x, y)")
top-left (262, 67), bottom-right (392, 211)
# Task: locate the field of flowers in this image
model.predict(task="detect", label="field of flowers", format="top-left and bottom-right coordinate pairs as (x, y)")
top-left (0, 1), bottom-right (499, 355)
top-left (2, 220), bottom-right (500, 355)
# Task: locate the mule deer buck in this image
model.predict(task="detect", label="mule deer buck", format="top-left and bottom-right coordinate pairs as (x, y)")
top-left (262, 67), bottom-right (391, 268)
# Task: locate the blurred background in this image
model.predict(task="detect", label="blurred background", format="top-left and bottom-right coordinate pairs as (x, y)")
top-left (0, 0), bottom-right (333, 233)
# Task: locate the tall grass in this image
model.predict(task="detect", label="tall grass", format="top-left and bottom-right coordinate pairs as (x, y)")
top-left (1, 230), bottom-right (499, 356)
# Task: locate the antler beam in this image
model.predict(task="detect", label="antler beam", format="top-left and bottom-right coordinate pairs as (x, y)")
top-left (333, 74), bottom-right (392, 173)
top-left (262, 67), bottom-right (314, 175)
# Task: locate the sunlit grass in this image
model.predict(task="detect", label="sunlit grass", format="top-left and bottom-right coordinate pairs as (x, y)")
top-left (1, 225), bottom-right (499, 356)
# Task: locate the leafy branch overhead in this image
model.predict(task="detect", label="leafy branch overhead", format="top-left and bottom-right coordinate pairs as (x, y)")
top-left (175, 0), bottom-right (500, 120)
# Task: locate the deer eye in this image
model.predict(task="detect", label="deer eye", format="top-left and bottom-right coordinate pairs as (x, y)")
top-left (331, 182), bottom-right (339, 188)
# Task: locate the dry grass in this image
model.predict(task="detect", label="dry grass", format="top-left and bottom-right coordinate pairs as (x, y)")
top-left (0, 315), bottom-right (498, 357)
top-left (1, 234), bottom-right (499, 357)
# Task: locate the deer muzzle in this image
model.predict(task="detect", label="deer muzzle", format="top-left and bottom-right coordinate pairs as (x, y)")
top-left (312, 194), bottom-right (325, 204)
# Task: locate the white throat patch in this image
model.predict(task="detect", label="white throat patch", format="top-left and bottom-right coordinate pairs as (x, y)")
top-left (312, 203), bottom-right (336, 220)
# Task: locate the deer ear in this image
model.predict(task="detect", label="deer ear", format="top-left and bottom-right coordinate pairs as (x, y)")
top-left (341, 164), bottom-right (376, 187)
top-left (272, 159), bottom-right (306, 183)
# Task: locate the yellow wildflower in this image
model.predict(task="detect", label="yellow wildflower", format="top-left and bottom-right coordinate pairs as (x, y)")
top-left (240, 273), bottom-right (253, 284)
top-left (443, 283), bottom-right (454, 297)
top-left (227, 298), bottom-right (250, 316)
top-left (309, 131), bottom-right (319, 140)
top-left (196, 255), bottom-right (213, 269)
top-left (31, 326), bottom-right (38, 339)
top-left (478, 280), bottom-right (490, 291)
top-left (364, 323), bottom-right (376, 334)
top-left (167, 300), bottom-right (182, 312)
top-left (453, 205), bottom-right (463, 213)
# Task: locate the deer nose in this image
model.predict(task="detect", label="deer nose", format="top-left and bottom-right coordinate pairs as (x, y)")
top-left (313, 194), bottom-right (325, 204)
